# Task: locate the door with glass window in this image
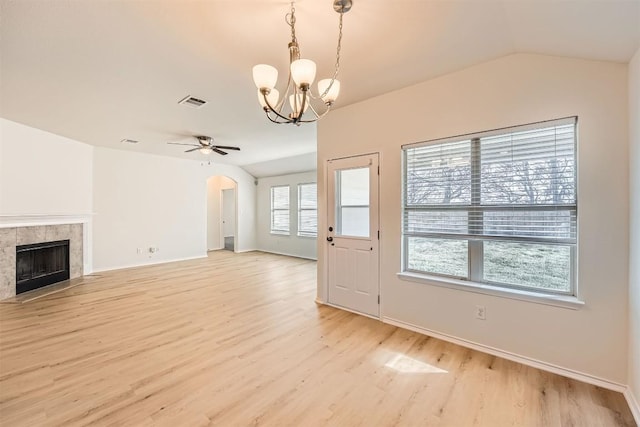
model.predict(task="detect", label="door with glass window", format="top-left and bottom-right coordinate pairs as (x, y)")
top-left (327, 153), bottom-right (379, 317)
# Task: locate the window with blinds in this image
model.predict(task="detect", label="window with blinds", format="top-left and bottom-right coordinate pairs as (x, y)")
top-left (271, 185), bottom-right (290, 234)
top-left (298, 183), bottom-right (318, 237)
top-left (403, 117), bottom-right (577, 295)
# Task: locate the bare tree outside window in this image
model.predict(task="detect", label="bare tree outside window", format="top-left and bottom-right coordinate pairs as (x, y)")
top-left (403, 118), bottom-right (577, 295)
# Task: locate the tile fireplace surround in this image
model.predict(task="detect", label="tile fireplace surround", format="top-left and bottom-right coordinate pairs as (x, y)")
top-left (0, 224), bottom-right (83, 300)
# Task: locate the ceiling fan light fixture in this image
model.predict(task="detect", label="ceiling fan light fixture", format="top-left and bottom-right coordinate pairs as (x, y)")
top-left (167, 136), bottom-right (241, 156)
top-left (252, 1), bottom-right (351, 125)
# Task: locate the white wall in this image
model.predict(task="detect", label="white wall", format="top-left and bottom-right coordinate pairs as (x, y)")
top-left (628, 47), bottom-right (640, 416)
top-left (318, 54), bottom-right (629, 384)
top-left (207, 175), bottom-right (236, 250)
top-left (0, 118), bottom-right (93, 215)
top-left (92, 148), bottom-right (257, 271)
top-left (257, 171), bottom-right (317, 259)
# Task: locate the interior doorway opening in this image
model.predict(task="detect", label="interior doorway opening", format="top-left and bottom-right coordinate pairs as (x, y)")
top-left (207, 176), bottom-right (238, 252)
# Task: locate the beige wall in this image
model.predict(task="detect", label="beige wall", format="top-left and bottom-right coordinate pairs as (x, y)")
top-left (629, 47), bottom-right (640, 412)
top-left (317, 53), bottom-right (629, 383)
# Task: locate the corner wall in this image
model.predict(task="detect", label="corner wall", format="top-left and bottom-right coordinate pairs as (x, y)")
top-left (318, 54), bottom-right (629, 384)
top-left (628, 47), bottom-right (640, 420)
top-left (257, 171), bottom-right (317, 259)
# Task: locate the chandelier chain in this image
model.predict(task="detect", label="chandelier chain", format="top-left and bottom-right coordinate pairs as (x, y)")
top-left (333, 12), bottom-right (344, 81)
top-left (318, 11), bottom-right (344, 100)
top-left (286, 2), bottom-right (297, 45)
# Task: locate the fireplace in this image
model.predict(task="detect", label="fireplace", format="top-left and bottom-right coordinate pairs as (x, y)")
top-left (16, 240), bottom-right (70, 294)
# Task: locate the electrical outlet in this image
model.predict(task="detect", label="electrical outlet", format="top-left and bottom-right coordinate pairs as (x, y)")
top-left (137, 248), bottom-right (142, 254)
top-left (475, 305), bottom-right (486, 320)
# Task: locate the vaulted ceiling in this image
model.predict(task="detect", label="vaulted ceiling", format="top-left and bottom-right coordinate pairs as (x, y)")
top-left (1, 0), bottom-right (638, 176)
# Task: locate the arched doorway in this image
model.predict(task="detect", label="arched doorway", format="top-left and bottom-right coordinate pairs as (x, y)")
top-left (206, 175), bottom-right (238, 252)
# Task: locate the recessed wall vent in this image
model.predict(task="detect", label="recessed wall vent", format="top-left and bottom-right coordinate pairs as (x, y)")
top-left (178, 95), bottom-right (208, 109)
top-left (120, 138), bottom-right (139, 144)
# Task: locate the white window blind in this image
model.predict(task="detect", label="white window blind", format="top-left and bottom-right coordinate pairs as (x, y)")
top-left (298, 183), bottom-right (317, 236)
top-left (271, 185), bottom-right (290, 234)
top-left (403, 117), bottom-right (577, 294)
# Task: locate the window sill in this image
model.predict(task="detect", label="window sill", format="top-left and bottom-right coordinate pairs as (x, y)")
top-left (396, 272), bottom-right (585, 310)
top-left (297, 234), bottom-right (317, 239)
top-left (270, 231), bottom-right (290, 236)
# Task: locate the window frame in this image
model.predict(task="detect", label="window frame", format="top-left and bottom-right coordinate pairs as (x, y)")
top-left (270, 185), bottom-right (290, 235)
top-left (297, 182), bottom-right (318, 237)
top-left (401, 117), bottom-right (578, 297)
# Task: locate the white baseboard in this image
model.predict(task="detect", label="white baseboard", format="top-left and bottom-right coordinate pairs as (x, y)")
top-left (91, 255), bottom-right (208, 273)
top-left (234, 248), bottom-right (258, 253)
top-left (382, 316), bottom-right (627, 393)
top-left (625, 387), bottom-right (640, 425)
top-left (255, 249), bottom-right (317, 261)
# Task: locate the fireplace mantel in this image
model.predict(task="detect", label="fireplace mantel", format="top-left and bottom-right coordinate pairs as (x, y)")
top-left (0, 214), bottom-right (93, 228)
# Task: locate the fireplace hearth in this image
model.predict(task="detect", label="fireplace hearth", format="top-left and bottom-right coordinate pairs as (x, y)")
top-left (16, 240), bottom-right (70, 294)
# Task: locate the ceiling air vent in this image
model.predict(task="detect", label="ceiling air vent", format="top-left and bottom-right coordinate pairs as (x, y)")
top-left (178, 95), bottom-right (208, 109)
top-left (120, 138), bottom-right (139, 144)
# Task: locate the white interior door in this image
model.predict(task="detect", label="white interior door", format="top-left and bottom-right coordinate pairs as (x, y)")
top-left (327, 153), bottom-right (379, 317)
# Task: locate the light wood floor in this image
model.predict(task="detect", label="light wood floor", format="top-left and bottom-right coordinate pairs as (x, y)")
top-left (0, 251), bottom-right (635, 426)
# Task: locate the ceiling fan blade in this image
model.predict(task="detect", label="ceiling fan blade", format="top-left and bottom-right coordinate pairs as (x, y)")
top-left (212, 145), bottom-right (240, 151)
top-left (212, 148), bottom-right (228, 156)
top-left (168, 142), bottom-right (198, 146)
top-left (185, 147), bottom-right (201, 153)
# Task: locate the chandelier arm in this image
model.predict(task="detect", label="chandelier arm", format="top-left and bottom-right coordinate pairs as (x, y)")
top-left (298, 89), bottom-right (310, 120)
top-left (272, 67), bottom-right (295, 114)
top-left (307, 90), bottom-right (321, 101)
top-left (265, 110), bottom-right (288, 124)
top-left (272, 77), bottom-right (292, 114)
top-left (306, 101), bottom-right (323, 120)
top-left (296, 104), bottom-right (333, 123)
top-left (262, 91), bottom-right (295, 123)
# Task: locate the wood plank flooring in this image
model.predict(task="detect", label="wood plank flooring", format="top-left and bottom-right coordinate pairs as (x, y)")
top-left (0, 250), bottom-right (635, 426)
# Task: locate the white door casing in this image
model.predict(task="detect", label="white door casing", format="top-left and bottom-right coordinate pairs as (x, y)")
top-left (327, 153), bottom-right (380, 317)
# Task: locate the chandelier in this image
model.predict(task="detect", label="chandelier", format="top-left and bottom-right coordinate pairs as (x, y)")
top-left (252, 0), bottom-right (352, 125)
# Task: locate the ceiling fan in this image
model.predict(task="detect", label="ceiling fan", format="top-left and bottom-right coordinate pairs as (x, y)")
top-left (167, 135), bottom-right (240, 156)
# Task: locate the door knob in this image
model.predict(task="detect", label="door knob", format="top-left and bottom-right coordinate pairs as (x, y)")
top-left (326, 236), bottom-right (333, 242)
